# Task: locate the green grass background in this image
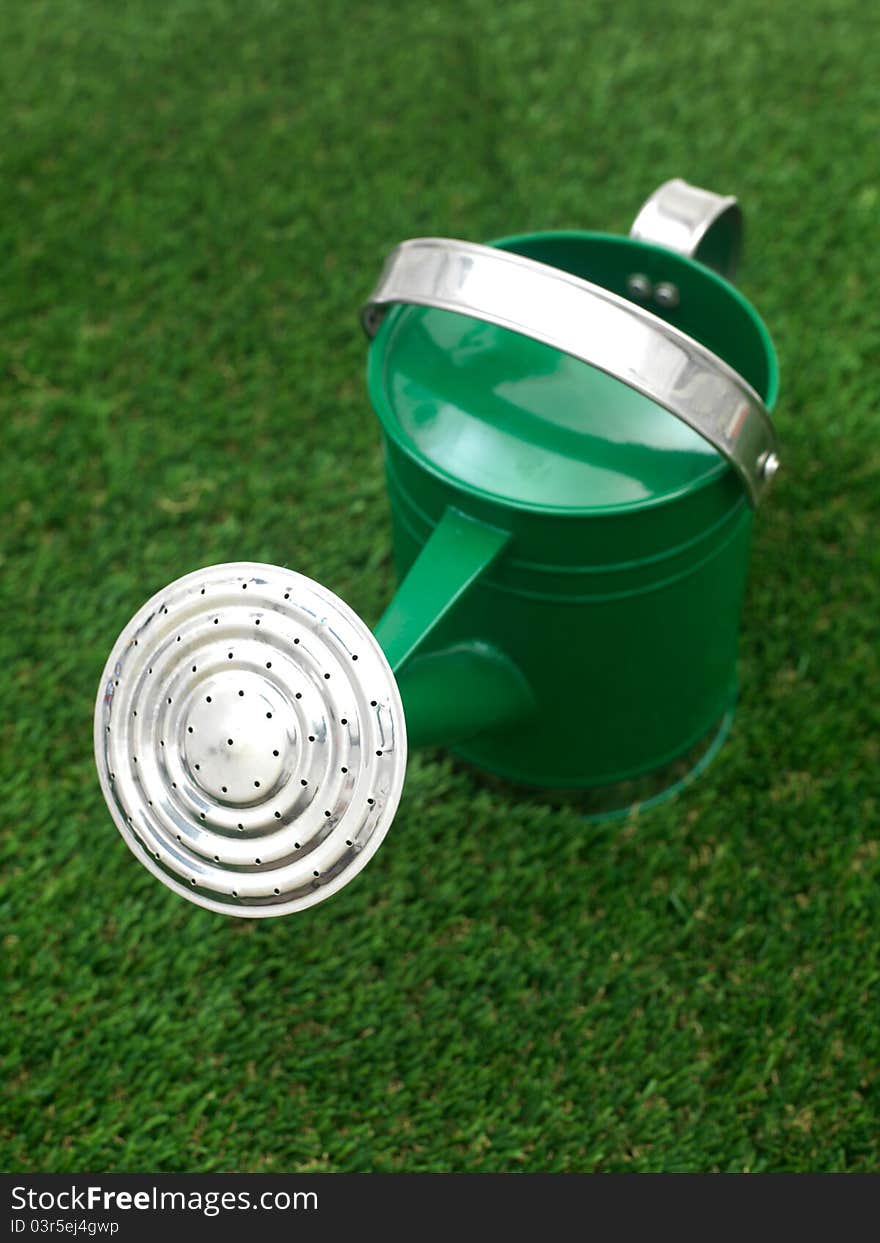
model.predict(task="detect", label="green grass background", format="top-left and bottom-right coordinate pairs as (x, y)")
top-left (2, 0), bottom-right (879, 1173)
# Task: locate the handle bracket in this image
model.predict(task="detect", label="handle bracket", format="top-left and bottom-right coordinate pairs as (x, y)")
top-left (630, 177), bottom-right (743, 279)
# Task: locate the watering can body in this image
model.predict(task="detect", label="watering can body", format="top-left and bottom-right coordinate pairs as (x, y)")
top-left (368, 217), bottom-right (777, 802)
top-left (93, 180), bottom-right (780, 913)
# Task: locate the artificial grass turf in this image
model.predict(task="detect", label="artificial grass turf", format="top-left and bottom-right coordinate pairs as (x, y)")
top-left (1, 0), bottom-right (879, 1174)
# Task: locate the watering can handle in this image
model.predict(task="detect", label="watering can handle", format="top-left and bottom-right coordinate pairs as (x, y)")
top-left (629, 178), bottom-right (743, 279)
top-left (362, 208), bottom-right (778, 508)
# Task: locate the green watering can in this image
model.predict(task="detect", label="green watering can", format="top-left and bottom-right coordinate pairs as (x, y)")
top-left (94, 179), bottom-right (780, 917)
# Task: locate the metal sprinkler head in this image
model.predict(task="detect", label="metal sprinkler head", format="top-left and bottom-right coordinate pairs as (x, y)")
top-left (94, 562), bottom-right (407, 916)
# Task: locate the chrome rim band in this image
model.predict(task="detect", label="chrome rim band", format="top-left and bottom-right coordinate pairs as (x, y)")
top-left (362, 237), bottom-right (777, 507)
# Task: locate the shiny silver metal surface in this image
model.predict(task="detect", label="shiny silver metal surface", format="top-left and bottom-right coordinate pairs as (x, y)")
top-left (653, 280), bottom-right (680, 309)
top-left (363, 237), bottom-right (777, 506)
top-left (626, 272), bottom-right (653, 301)
top-left (629, 178), bottom-right (743, 278)
top-left (94, 562), bottom-right (407, 917)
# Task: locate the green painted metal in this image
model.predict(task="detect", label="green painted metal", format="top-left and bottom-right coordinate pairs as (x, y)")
top-left (396, 640), bottom-right (536, 751)
top-left (374, 504), bottom-right (534, 753)
top-left (367, 230), bottom-right (778, 795)
top-left (373, 505), bottom-right (509, 672)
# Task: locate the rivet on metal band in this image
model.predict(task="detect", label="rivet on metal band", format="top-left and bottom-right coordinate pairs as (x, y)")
top-left (630, 178), bottom-right (743, 279)
top-left (362, 237), bottom-right (778, 507)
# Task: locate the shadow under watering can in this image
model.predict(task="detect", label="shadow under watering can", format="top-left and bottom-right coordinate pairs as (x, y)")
top-left (94, 179), bottom-right (780, 917)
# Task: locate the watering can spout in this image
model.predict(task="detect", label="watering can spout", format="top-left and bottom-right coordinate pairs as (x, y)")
top-left (93, 523), bottom-right (535, 916)
top-left (373, 506), bottom-right (510, 672)
top-left (373, 504), bottom-right (536, 747)
top-left (396, 641), bottom-right (535, 750)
